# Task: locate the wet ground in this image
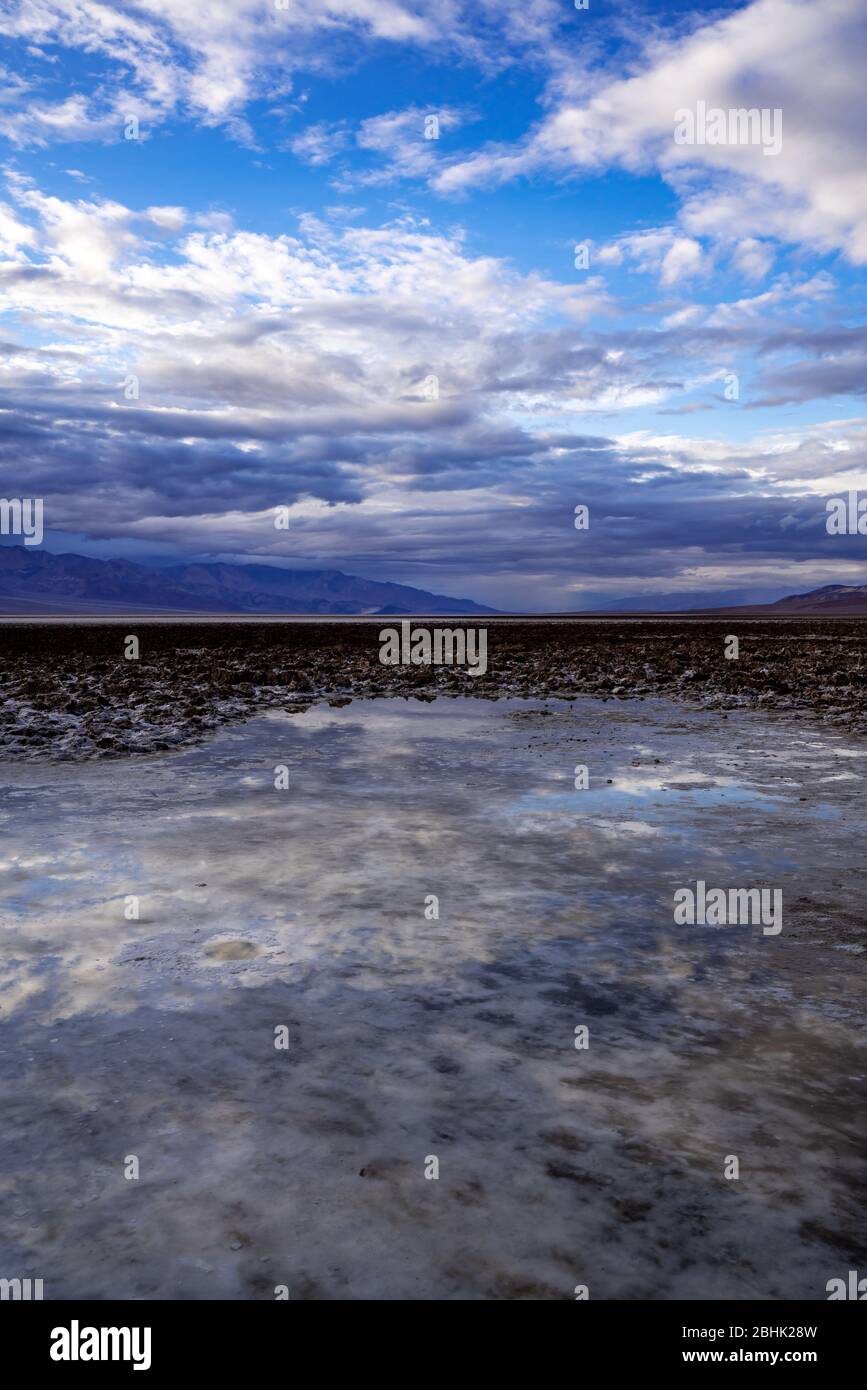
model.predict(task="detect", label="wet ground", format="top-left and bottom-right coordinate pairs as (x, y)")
top-left (0, 616), bottom-right (865, 759)
top-left (0, 696), bottom-right (865, 1299)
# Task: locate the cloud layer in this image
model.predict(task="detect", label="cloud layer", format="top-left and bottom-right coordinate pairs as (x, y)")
top-left (0, 0), bottom-right (864, 607)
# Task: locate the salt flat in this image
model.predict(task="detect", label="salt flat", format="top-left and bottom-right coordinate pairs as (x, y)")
top-left (0, 697), bottom-right (864, 1299)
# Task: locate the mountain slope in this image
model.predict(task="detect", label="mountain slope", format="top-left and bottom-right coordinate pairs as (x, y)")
top-left (767, 584), bottom-right (867, 613)
top-left (583, 581), bottom-right (867, 614)
top-left (683, 584), bottom-right (867, 615)
top-left (0, 547), bottom-right (496, 616)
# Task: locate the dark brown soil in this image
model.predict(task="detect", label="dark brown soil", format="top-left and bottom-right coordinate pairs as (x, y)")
top-left (0, 616), bottom-right (864, 759)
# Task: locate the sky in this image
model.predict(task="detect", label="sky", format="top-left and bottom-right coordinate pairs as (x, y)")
top-left (0, 0), bottom-right (865, 611)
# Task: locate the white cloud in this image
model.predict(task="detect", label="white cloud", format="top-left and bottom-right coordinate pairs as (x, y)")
top-left (290, 106), bottom-right (472, 186)
top-left (0, 0), bottom-right (562, 146)
top-left (730, 238), bottom-right (775, 281)
top-left (0, 0), bottom-right (430, 142)
top-left (0, 199), bottom-right (37, 256)
top-left (146, 205), bottom-right (187, 232)
top-left (434, 0), bottom-right (867, 263)
top-left (0, 179), bottom-right (608, 420)
top-left (290, 121), bottom-right (351, 166)
top-left (599, 229), bottom-right (706, 286)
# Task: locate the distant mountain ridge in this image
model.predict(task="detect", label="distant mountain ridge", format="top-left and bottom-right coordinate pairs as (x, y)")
top-left (603, 583), bottom-right (794, 611)
top-left (684, 584), bottom-right (867, 615)
top-left (1, 548), bottom-right (865, 616)
top-left (639, 581), bottom-right (867, 614)
top-left (602, 586), bottom-right (791, 612)
top-left (767, 584), bottom-right (867, 613)
top-left (579, 583), bottom-right (867, 616)
top-left (534, 584), bottom-right (867, 617)
top-left (0, 546), bottom-right (496, 616)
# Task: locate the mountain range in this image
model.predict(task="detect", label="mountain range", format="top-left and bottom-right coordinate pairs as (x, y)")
top-left (0, 547), bottom-right (496, 616)
top-left (726, 584), bottom-right (867, 615)
top-left (578, 584), bottom-right (867, 616)
top-left (1, 547), bottom-right (866, 616)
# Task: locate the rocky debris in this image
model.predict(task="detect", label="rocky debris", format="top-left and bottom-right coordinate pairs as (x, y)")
top-left (0, 617), bottom-right (864, 760)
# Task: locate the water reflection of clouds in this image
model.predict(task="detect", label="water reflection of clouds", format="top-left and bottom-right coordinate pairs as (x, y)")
top-left (0, 698), bottom-right (864, 1298)
top-left (0, 697), bottom-right (861, 1029)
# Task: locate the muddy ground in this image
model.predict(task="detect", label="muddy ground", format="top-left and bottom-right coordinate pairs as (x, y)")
top-left (0, 616), bottom-right (865, 760)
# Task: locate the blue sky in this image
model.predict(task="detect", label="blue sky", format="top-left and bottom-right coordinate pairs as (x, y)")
top-left (0, 0), bottom-right (865, 609)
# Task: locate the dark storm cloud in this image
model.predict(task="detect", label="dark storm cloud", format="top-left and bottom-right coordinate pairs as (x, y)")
top-left (1, 347), bottom-right (864, 596)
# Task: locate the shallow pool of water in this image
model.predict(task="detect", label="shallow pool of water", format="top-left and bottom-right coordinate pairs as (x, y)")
top-left (0, 696), bottom-right (864, 1298)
